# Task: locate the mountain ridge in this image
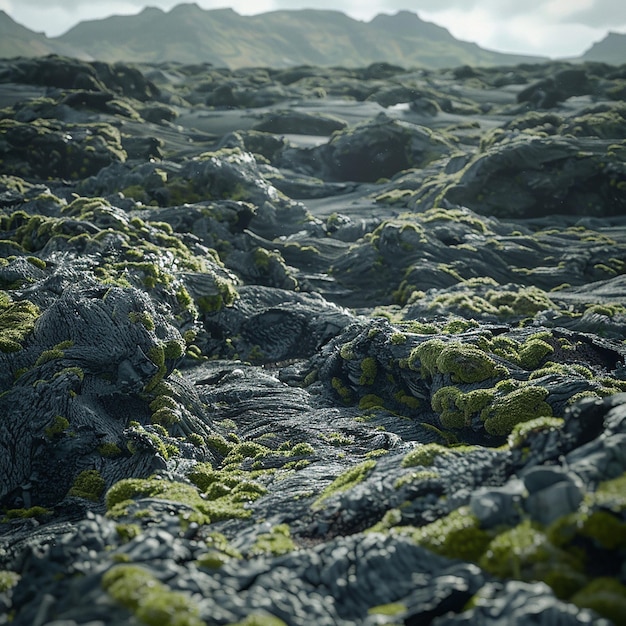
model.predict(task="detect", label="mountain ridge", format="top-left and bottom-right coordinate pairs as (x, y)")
top-left (0, 5), bottom-right (624, 69)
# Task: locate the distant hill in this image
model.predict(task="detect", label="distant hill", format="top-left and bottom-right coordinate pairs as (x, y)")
top-left (0, 10), bottom-right (84, 59)
top-left (580, 31), bottom-right (626, 65)
top-left (5, 5), bottom-right (624, 70)
top-left (55, 5), bottom-right (546, 68)
top-left (1, 4), bottom-right (546, 69)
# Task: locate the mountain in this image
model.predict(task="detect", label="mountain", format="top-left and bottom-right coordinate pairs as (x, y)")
top-left (54, 5), bottom-right (545, 68)
top-left (3, 4), bottom-right (547, 69)
top-left (0, 10), bottom-right (85, 59)
top-left (580, 31), bottom-right (626, 65)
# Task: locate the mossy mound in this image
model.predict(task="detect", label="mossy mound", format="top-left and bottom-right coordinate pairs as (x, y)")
top-left (0, 118), bottom-right (126, 180)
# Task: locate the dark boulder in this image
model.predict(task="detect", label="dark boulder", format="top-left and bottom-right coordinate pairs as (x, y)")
top-left (281, 113), bottom-right (454, 182)
top-left (251, 109), bottom-right (348, 135)
top-left (0, 56), bottom-right (160, 101)
top-left (440, 134), bottom-right (626, 218)
top-left (517, 68), bottom-right (593, 108)
top-left (0, 118), bottom-right (126, 180)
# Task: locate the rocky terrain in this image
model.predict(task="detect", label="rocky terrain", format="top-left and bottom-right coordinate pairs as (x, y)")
top-left (0, 54), bottom-right (626, 625)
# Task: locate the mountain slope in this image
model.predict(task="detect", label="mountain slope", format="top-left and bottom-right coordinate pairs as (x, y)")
top-left (0, 10), bottom-right (85, 59)
top-left (51, 4), bottom-right (545, 69)
top-left (580, 31), bottom-right (626, 65)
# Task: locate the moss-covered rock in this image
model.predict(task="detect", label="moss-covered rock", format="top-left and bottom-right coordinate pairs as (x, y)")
top-left (312, 460), bottom-right (376, 509)
top-left (481, 385), bottom-right (553, 436)
top-left (0, 118), bottom-right (126, 180)
top-left (102, 564), bottom-right (205, 626)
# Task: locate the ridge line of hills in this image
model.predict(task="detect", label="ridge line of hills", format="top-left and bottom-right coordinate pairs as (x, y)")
top-left (1, 4), bottom-right (625, 69)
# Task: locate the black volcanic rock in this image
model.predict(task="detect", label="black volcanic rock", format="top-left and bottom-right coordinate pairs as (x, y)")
top-left (280, 113), bottom-right (455, 182)
top-left (0, 117), bottom-right (127, 179)
top-left (251, 109), bottom-right (348, 135)
top-left (0, 55), bottom-right (160, 100)
top-left (1, 56), bottom-right (626, 626)
top-left (517, 67), bottom-right (593, 108)
top-left (436, 134), bottom-right (626, 218)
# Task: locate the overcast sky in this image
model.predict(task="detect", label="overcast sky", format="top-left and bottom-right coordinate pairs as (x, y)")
top-left (3, 0), bottom-right (625, 58)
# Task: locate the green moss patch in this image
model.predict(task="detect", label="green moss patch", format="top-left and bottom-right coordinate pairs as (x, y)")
top-left (570, 578), bottom-right (626, 624)
top-left (402, 443), bottom-right (451, 468)
top-left (0, 295), bottom-right (39, 353)
top-left (102, 564), bottom-right (206, 626)
top-left (106, 472), bottom-right (265, 524)
top-left (0, 570), bottom-right (20, 592)
top-left (2, 506), bottom-right (52, 521)
top-left (69, 469), bottom-right (106, 501)
top-left (481, 385), bottom-right (552, 436)
top-left (312, 460), bottom-right (376, 509)
top-left (409, 339), bottom-right (504, 383)
top-left (432, 386), bottom-right (494, 429)
top-left (249, 524), bottom-right (296, 557)
top-left (409, 506), bottom-right (491, 562)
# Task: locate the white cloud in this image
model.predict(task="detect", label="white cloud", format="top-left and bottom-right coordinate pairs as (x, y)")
top-left (417, 1), bottom-right (623, 58)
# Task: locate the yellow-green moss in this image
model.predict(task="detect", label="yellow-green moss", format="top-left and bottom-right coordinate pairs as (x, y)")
top-left (2, 506), bottom-right (52, 521)
top-left (69, 469), bottom-right (106, 501)
top-left (570, 577), bottom-right (626, 624)
top-left (479, 519), bottom-right (582, 582)
top-left (486, 285), bottom-right (556, 317)
top-left (128, 310), bottom-right (155, 331)
top-left (106, 476), bottom-right (243, 524)
top-left (508, 416), bottom-right (564, 448)
top-left (288, 442), bottom-right (315, 456)
top-left (443, 319), bottom-right (480, 334)
top-left (0, 297), bottom-right (40, 353)
top-left (577, 509), bottom-right (626, 550)
top-left (594, 472), bottom-right (626, 511)
top-left (102, 564), bottom-right (206, 626)
top-left (481, 385), bottom-right (552, 436)
top-left (432, 386), bottom-right (495, 429)
top-left (358, 394), bottom-right (385, 410)
top-left (312, 460), bottom-right (376, 509)
top-left (339, 339), bottom-right (356, 360)
top-left (359, 357), bottom-right (378, 385)
top-left (35, 347), bottom-right (65, 366)
top-left (401, 443), bottom-right (451, 468)
top-left (331, 376), bottom-right (353, 404)
top-left (394, 469), bottom-right (439, 489)
top-left (163, 339), bottom-right (185, 360)
top-left (367, 602), bottom-right (407, 616)
top-left (0, 570), bottom-right (20, 592)
top-left (409, 339), bottom-right (503, 383)
top-left (437, 343), bottom-right (502, 383)
top-left (197, 278), bottom-right (237, 313)
top-left (115, 523), bottom-right (141, 543)
top-left (186, 463), bottom-right (267, 512)
top-left (394, 391), bottom-right (421, 410)
top-left (431, 386), bottom-right (465, 428)
top-left (409, 506), bottom-right (491, 562)
top-left (390, 332), bottom-right (407, 345)
top-left (249, 524), bottom-right (296, 557)
top-left (44, 414), bottom-right (70, 439)
top-left (408, 339), bottom-right (445, 375)
top-left (221, 442), bottom-right (272, 467)
top-left (197, 532), bottom-right (242, 569)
